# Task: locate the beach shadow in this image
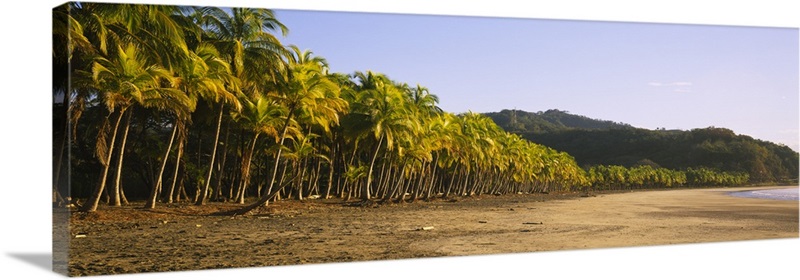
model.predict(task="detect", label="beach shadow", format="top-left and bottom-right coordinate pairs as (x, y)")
top-left (7, 253), bottom-right (52, 272)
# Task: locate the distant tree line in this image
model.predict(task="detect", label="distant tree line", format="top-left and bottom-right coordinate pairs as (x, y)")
top-left (485, 109), bottom-right (633, 134)
top-left (586, 165), bottom-right (749, 191)
top-left (486, 110), bottom-right (799, 184)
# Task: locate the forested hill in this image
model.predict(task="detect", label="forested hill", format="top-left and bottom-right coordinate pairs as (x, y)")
top-left (484, 109), bottom-right (633, 133)
top-left (484, 109), bottom-right (799, 183)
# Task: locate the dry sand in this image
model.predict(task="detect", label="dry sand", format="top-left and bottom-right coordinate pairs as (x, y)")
top-left (59, 186), bottom-right (798, 276)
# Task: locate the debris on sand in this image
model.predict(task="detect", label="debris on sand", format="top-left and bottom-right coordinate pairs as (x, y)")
top-left (416, 226), bottom-right (435, 231)
top-left (523, 222), bottom-right (543, 225)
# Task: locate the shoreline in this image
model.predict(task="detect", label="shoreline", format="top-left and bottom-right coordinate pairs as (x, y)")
top-left (63, 185), bottom-right (799, 276)
top-left (725, 186), bottom-right (799, 200)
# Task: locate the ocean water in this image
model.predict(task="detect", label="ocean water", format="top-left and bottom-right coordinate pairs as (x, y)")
top-left (729, 188), bottom-right (799, 201)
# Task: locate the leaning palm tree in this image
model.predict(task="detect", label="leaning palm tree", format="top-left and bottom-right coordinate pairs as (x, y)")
top-left (234, 48), bottom-right (344, 213)
top-left (351, 72), bottom-right (418, 201)
top-left (229, 93), bottom-right (286, 204)
top-left (190, 6), bottom-right (287, 204)
top-left (80, 43), bottom-right (187, 212)
top-left (143, 87), bottom-right (196, 209)
top-left (177, 43), bottom-right (242, 205)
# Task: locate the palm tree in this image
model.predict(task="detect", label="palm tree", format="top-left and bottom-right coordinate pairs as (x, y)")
top-left (235, 47), bottom-right (345, 213)
top-left (230, 93), bottom-right (286, 204)
top-left (407, 84), bottom-right (443, 117)
top-left (109, 109), bottom-right (132, 206)
top-left (350, 72), bottom-right (417, 201)
top-left (195, 7), bottom-right (288, 91)
top-left (175, 43), bottom-right (242, 205)
top-left (67, 3), bottom-right (197, 210)
top-left (166, 119), bottom-right (188, 203)
top-left (143, 83), bottom-right (196, 209)
top-left (80, 43), bottom-right (188, 212)
top-left (79, 3), bottom-right (194, 68)
top-left (190, 6), bottom-right (287, 204)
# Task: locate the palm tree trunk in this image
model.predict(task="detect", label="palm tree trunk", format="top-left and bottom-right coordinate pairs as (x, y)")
top-left (399, 171), bottom-right (415, 203)
top-left (53, 121), bottom-right (68, 206)
top-left (294, 160), bottom-right (304, 200)
top-left (167, 129), bottom-right (185, 204)
top-left (385, 160), bottom-right (408, 202)
top-left (145, 121), bottom-right (178, 209)
top-left (325, 142), bottom-right (336, 199)
top-left (214, 119), bottom-right (232, 202)
top-left (443, 162), bottom-right (459, 198)
top-left (179, 178), bottom-right (189, 201)
top-left (362, 134), bottom-right (385, 201)
top-left (235, 111), bottom-right (295, 214)
top-left (425, 154), bottom-right (440, 200)
top-left (411, 162), bottom-right (427, 203)
top-left (255, 159), bottom-right (265, 197)
top-left (461, 169), bottom-right (471, 196)
top-left (111, 111), bottom-right (132, 206)
top-left (276, 159), bottom-right (289, 202)
top-left (197, 103), bottom-right (225, 205)
top-left (53, 87), bottom-right (71, 206)
top-left (311, 158), bottom-right (322, 197)
top-left (120, 184), bottom-right (129, 205)
top-left (237, 133), bottom-right (260, 204)
top-left (378, 153), bottom-right (394, 197)
top-left (81, 109), bottom-right (126, 212)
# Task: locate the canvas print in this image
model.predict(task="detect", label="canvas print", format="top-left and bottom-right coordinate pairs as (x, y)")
top-left (53, 1), bottom-right (799, 277)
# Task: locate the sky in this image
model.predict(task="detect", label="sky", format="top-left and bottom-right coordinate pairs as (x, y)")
top-left (268, 9), bottom-right (799, 151)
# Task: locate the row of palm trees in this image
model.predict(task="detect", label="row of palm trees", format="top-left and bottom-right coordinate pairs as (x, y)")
top-left (53, 3), bottom-right (749, 214)
top-left (586, 165), bottom-right (749, 191)
top-left (53, 3), bottom-right (590, 213)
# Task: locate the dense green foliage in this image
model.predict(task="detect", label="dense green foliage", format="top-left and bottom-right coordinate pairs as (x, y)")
top-left (486, 109), bottom-right (799, 184)
top-left (586, 165), bottom-right (748, 191)
top-left (485, 109), bottom-right (633, 133)
top-left (53, 3), bottom-right (591, 212)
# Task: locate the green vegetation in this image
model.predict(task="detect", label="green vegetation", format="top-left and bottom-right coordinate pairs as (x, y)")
top-left (485, 109), bottom-right (633, 133)
top-left (486, 109), bottom-right (799, 185)
top-left (54, 4), bottom-right (789, 214)
top-left (53, 3), bottom-right (589, 213)
top-left (586, 165), bottom-right (748, 191)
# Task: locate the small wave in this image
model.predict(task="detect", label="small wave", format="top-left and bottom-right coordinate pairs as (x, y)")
top-left (729, 188), bottom-right (799, 201)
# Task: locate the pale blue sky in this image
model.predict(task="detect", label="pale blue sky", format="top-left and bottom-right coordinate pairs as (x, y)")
top-left (272, 9), bottom-right (798, 151)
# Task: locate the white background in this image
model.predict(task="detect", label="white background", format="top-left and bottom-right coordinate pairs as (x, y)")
top-left (1, 0), bottom-right (798, 279)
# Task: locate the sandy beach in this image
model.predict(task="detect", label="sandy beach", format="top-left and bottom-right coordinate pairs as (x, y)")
top-left (59, 186), bottom-right (798, 276)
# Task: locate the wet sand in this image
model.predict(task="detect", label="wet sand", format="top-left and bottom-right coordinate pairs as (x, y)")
top-left (62, 186), bottom-right (798, 276)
